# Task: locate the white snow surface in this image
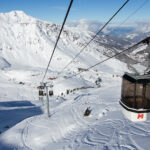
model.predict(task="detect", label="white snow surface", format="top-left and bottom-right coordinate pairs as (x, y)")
top-left (0, 11), bottom-right (149, 150)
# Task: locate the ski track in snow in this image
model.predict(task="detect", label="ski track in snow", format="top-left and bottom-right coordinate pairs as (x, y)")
top-left (0, 11), bottom-right (150, 150)
top-left (1, 81), bottom-right (150, 150)
top-left (18, 93), bottom-right (150, 150)
top-left (0, 73), bottom-right (150, 150)
top-left (21, 122), bottom-right (32, 150)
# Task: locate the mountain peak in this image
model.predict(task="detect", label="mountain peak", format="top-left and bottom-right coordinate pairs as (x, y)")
top-left (0, 10), bottom-right (27, 17)
top-left (9, 10), bottom-right (27, 16)
top-left (0, 10), bottom-right (35, 24)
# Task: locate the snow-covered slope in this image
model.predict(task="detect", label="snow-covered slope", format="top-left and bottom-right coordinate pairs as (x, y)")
top-left (0, 11), bottom-right (132, 71)
top-left (0, 11), bottom-right (149, 150)
top-left (0, 10), bottom-right (134, 95)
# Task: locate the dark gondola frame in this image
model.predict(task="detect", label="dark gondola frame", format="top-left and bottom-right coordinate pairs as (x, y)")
top-left (120, 73), bottom-right (150, 121)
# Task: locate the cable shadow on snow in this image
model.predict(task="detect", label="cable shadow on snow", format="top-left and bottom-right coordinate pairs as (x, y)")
top-left (0, 100), bottom-right (43, 150)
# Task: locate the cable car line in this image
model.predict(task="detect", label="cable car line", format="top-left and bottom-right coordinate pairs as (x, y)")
top-left (59, 0), bottom-right (130, 74)
top-left (37, 0), bottom-right (150, 120)
top-left (42, 0), bottom-right (74, 83)
top-left (60, 0), bottom-right (148, 74)
top-left (121, 0), bottom-right (148, 25)
top-left (105, 0), bottom-right (148, 36)
top-left (40, 0), bottom-right (148, 86)
top-left (54, 36), bottom-right (150, 85)
top-left (39, 0), bottom-right (74, 117)
top-left (87, 0), bottom-right (148, 67)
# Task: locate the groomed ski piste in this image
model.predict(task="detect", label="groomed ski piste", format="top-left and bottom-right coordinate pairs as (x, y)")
top-left (0, 65), bottom-right (150, 150)
top-left (0, 11), bottom-right (150, 150)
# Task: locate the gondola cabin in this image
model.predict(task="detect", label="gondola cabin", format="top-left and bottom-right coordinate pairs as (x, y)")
top-left (37, 84), bottom-right (46, 101)
top-left (120, 73), bottom-right (150, 122)
top-left (38, 86), bottom-right (45, 96)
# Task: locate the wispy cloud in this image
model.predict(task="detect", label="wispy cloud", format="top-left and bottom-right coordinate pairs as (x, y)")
top-left (67, 18), bottom-right (150, 36)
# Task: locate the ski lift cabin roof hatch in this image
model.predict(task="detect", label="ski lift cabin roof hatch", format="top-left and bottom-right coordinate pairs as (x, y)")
top-left (120, 72), bottom-right (150, 122)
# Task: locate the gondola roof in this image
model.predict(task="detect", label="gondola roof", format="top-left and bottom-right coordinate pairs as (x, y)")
top-left (123, 72), bottom-right (150, 83)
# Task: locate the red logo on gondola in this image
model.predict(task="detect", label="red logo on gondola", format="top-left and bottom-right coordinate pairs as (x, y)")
top-left (137, 114), bottom-right (144, 119)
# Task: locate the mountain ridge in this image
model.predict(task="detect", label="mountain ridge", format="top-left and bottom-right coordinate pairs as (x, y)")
top-left (0, 10), bottom-right (148, 75)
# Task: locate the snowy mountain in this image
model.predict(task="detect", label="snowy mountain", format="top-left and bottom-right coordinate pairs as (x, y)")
top-left (67, 19), bottom-right (150, 70)
top-left (0, 11), bottom-right (132, 72)
top-left (68, 19), bottom-right (150, 42)
top-left (0, 11), bottom-right (139, 71)
top-left (0, 11), bottom-right (150, 150)
top-left (124, 20), bottom-right (150, 42)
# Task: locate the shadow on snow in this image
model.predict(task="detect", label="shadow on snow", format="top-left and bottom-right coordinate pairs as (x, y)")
top-left (0, 100), bottom-right (43, 150)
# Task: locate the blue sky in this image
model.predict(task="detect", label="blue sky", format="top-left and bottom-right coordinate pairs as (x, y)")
top-left (0, 0), bottom-right (149, 23)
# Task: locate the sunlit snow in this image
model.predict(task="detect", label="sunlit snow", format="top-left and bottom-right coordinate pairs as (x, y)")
top-left (0, 11), bottom-right (150, 150)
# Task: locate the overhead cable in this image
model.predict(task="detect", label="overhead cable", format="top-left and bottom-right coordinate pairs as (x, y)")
top-left (55, 36), bottom-right (150, 85)
top-left (59, 0), bottom-right (130, 74)
top-left (107, 0), bottom-right (148, 36)
top-left (42, 0), bottom-right (74, 82)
